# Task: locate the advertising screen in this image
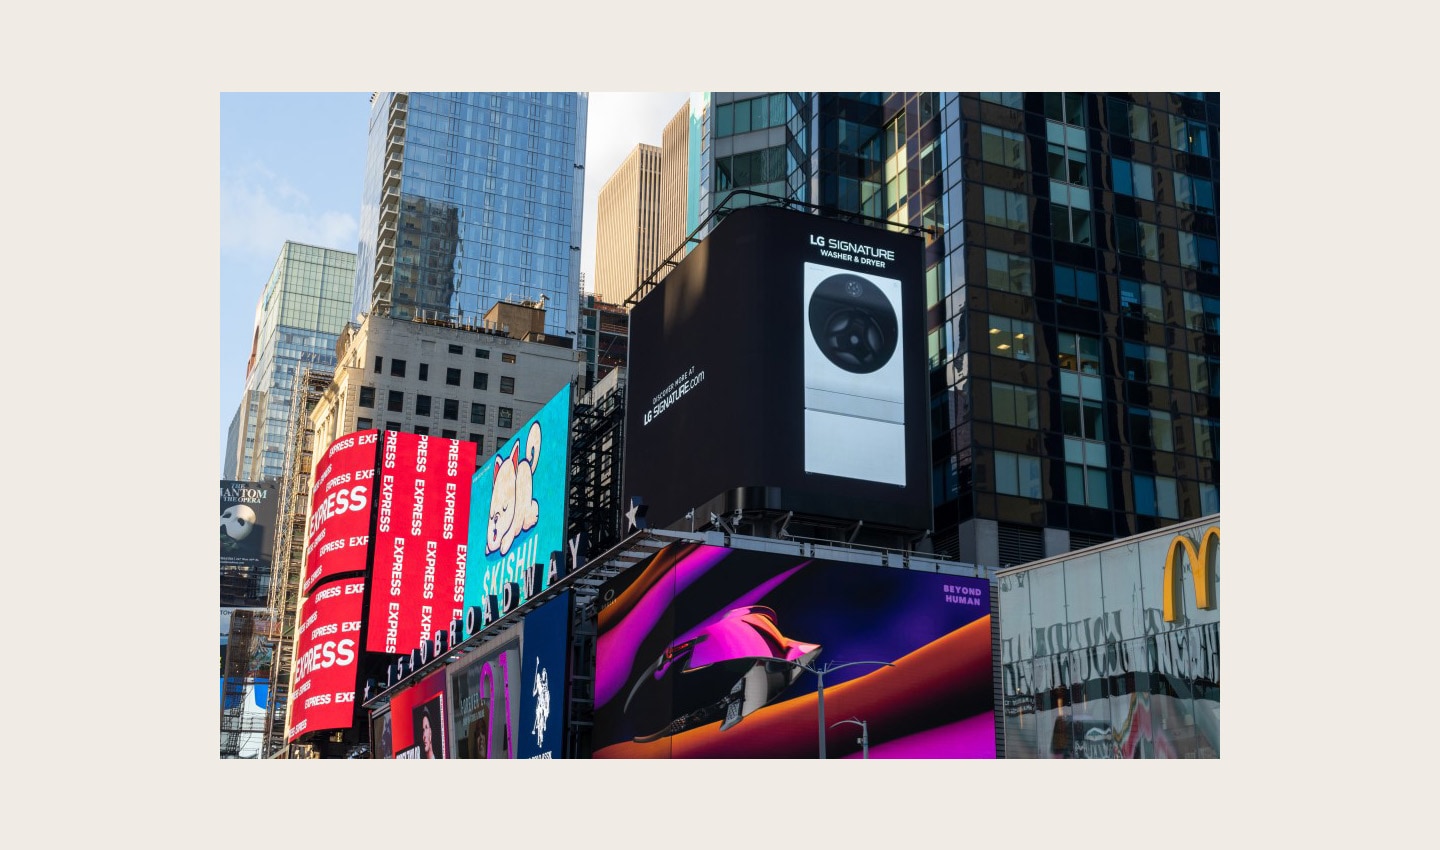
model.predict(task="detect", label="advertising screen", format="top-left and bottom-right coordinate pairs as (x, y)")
top-left (286, 578), bottom-right (366, 742)
top-left (593, 542), bottom-right (994, 758)
top-left (449, 639), bottom-right (521, 759)
top-left (302, 431), bottom-right (379, 596)
top-left (366, 430), bottom-right (477, 655)
top-left (220, 480), bottom-right (278, 607)
top-left (517, 590), bottom-right (570, 759)
top-left (463, 384), bottom-right (571, 636)
top-left (371, 708), bottom-right (393, 759)
top-left (623, 205), bottom-right (930, 532)
top-left (387, 669), bottom-right (449, 758)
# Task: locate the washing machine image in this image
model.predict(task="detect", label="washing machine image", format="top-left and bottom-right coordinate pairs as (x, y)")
top-left (802, 262), bottom-right (906, 485)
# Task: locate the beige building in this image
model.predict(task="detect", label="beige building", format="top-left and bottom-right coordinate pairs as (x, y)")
top-left (658, 101), bottom-right (693, 281)
top-left (593, 143), bottom-right (662, 306)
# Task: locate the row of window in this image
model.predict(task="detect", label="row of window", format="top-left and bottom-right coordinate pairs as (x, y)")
top-left (991, 451), bottom-right (1217, 517)
top-left (979, 93), bottom-right (1214, 158)
top-left (369, 358), bottom-right (517, 389)
top-left (984, 250), bottom-right (1219, 330)
top-left (354, 419), bottom-right (511, 457)
top-left (989, 380), bottom-right (1218, 456)
top-left (714, 94), bottom-right (789, 138)
top-left (358, 386), bottom-right (517, 425)
top-left (985, 319), bottom-right (1219, 394)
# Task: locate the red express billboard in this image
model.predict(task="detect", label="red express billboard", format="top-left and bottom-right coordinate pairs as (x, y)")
top-left (367, 430), bottom-right (476, 655)
top-left (302, 430), bottom-right (379, 597)
top-left (286, 578), bottom-right (366, 742)
top-left (387, 669), bottom-right (449, 759)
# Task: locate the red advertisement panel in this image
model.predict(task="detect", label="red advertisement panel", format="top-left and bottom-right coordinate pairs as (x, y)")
top-left (366, 431), bottom-right (475, 655)
top-left (302, 430), bottom-right (380, 596)
top-left (387, 669), bottom-right (449, 758)
top-left (286, 578), bottom-right (366, 742)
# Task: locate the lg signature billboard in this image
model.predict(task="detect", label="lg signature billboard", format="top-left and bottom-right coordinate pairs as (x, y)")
top-left (463, 384), bottom-right (571, 637)
top-left (593, 542), bottom-right (994, 758)
top-left (286, 578), bottom-right (366, 742)
top-left (623, 205), bottom-right (930, 532)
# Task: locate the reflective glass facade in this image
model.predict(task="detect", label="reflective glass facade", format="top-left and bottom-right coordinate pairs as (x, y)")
top-left (352, 92), bottom-right (588, 340)
top-left (696, 92), bottom-right (1220, 562)
top-left (231, 242), bottom-right (355, 481)
top-left (997, 515), bottom-right (1219, 757)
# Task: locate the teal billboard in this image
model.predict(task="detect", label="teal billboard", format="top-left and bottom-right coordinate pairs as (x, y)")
top-left (463, 384), bottom-right (571, 638)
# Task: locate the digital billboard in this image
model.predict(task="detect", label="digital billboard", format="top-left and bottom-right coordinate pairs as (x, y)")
top-left (220, 480), bottom-right (279, 607)
top-left (449, 639), bottom-right (521, 759)
top-left (286, 578), bottom-right (366, 742)
top-left (302, 431), bottom-right (379, 597)
top-left (623, 205), bottom-right (930, 532)
top-left (387, 668), bottom-right (449, 758)
top-left (463, 384), bottom-right (571, 636)
top-left (517, 590), bottom-right (570, 759)
top-left (366, 430), bottom-right (476, 655)
top-left (371, 708), bottom-right (393, 759)
top-left (593, 542), bottom-right (994, 758)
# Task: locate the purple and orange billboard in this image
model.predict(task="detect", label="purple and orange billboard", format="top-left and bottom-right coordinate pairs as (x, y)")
top-left (593, 542), bottom-right (994, 758)
top-left (287, 578), bottom-right (366, 742)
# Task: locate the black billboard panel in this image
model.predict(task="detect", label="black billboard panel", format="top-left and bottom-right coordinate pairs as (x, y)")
top-left (220, 480), bottom-right (279, 607)
top-left (623, 205), bottom-right (930, 532)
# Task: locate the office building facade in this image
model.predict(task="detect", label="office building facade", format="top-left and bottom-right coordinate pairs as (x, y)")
top-left (351, 92), bottom-right (589, 341)
top-left (676, 92), bottom-right (1219, 565)
top-left (593, 143), bottom-right (662, 305)
top-left (226, 241), bottom-right (356, 481)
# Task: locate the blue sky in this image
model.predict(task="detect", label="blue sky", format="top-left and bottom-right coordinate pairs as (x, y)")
top-left (219, 91), bottom-right (691, 475)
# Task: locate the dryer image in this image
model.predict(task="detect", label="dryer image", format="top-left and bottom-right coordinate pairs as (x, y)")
top-left (802, 262), bottom-right (906, 485)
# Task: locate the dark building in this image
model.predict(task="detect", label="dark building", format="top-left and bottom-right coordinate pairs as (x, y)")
top-left (680, 92), bottom-right (1219, 567)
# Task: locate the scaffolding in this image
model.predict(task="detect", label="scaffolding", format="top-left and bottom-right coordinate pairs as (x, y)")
top-left (260, 366), bottom-right (334, 758)
top-left (220, 609), bottom-right (274, 758)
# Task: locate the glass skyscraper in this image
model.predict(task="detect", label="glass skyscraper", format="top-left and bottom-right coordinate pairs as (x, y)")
top-left (688, 92), bottom-right (1220, 565)
top-left (352, 92), bottom-right (589, 339)
top-left (227, 241), bottom-right (356, 481)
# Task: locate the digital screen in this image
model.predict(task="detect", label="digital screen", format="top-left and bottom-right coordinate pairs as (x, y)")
top-left (449, 639), bottom-right (521, 759)
top-left (623, 205), bottom-right (930, 532)
top-left (517, 590), bottom-right (570, 759)
top-left (387, 669), bottom-right (449, 759)
top-left (220, 480), bottom-right (278, 596)
top-left (463, 384), bottom-right (571, 636)
top-left (593, 542), bottom-right (994, 758)
top-left (371, 709), bottom-right (393, 759)
top-left (366, 430), bottom-right (476, 654)
top-left (302, 431), bottom-right (379, 596)
top-left (286, 578), bottom-right (366, 742)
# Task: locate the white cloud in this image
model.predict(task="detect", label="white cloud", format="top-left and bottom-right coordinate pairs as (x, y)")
top-left (220, 160), bottom-right (358, 258)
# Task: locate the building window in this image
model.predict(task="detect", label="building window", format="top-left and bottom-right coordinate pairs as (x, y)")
top-left (1066, 460), bottom-right (1109, 508)
top-left (358, 386), bottom-right (375, 408)
top-left (1053, 265), bottom-right (1098, 303)
top-left (443, 398), bottom-right (459, 420)
top-left (357, 417), bottom-right (373, 430)
top-left (991, 382), bottom-right (1039, 429)
top-left (390, 359), bottom-right (406, 378)
top-left (470, 403), bottom-right (486, 425)
top-left (498, 407), bottom-right (513, 429)
top-left (986, 315), bottom-right (1034, 361)
top-left (994, 451), bottom-right (1042, 498)
top-left (415, 425), bottom-right (429, 436)
top-left (1061, 396), bottom-right (1104, 442)
top-left (469, 433), bottom-right (483, 454)
top-left (446, 367), bottom-right (461, 386)
top-left (448, 343), bottom-right (464, 355)
top-left (1189, 355), bottom-right (1219, 396)
top-left (979, 92), bottom-right (1022, 110)
top-left (1183, 292), bottom-right (1220, 333)
top-left (473, 372), bottom-right (488, 391)
top-left (1124, 342), bottom-right (1170, 387)
top-left (919, 141), bottom-right (941, 187)
top-left (374, 356), bottom-right (383, 373)
top-left (502, 353), bottom-right (516, 364)
top-left (1134, 474), bottom-right (1179, 518)
top-left (1174, 173), bottom-right (1216, 213)
top-left (1111, 157), bottom-right (1154, 200)
top-left (1119, 279), bottom-right (1164, 321)
top-left (1057, 332), bottom-right (1101, 374)
top-left (387, 390), bottom-right (404, 413)
top-left (442, 429), bottom-right (457, 439)
top-left (1169, 117), bottom-right (1211, 156)
top-left (415, 394), bottom-right (432, 417)
top-left (476, 348), bottom-right (490, 359)
top-left (386, 421), bottom-right (401, 431)
top-left (983, 187), bottom-right (1028, 231)
top-left (1178, 232), bottom-right (1220, 273)
top-left (985, 250), bottom-right (1032, 295)
top-left (980, 125), bottom-right (1025, 169)
top-left (1044, 92), bottom-right (1085, 125)
top-left (1199, 483), bottom-right (1220, 515)
top-left (1193, 417), bottom-right (1218, 460)
top-left (500, 376), bottom-right (515, 394)
top-left (1106, 97), bottom-right (1151, 142)
top-left (1127, 407), bottom-right (1173, 451)
top-left (1116, 217), bottom-right (1159, 260)
top-left (1047, 123), bottom-right (1088, 186)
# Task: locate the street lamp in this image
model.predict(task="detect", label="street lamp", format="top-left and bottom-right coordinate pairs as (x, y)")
top-left (831, 717), bottom-right (870, 759)
top-left (753, 657), bottom-right (894, 759)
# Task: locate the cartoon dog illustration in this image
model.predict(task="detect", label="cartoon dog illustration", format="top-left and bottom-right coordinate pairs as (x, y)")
top-left (486, 421), bottom-right (542, 556)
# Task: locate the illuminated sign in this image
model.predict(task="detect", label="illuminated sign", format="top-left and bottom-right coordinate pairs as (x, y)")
top-left (302, 431), bottom-right (379, 596)
top-left (463, 385), bottom-right (571, 637)
top-left (387, 669), bottom-right (449, 758)
top-left (1162, 525), bottom-right (1219, 622)
top-left (517, 590), bottom-right (570, 759)
top-left (451, 640), bottom-right (521, 759)
top-left (287, 579), bottom-right (366, 742)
